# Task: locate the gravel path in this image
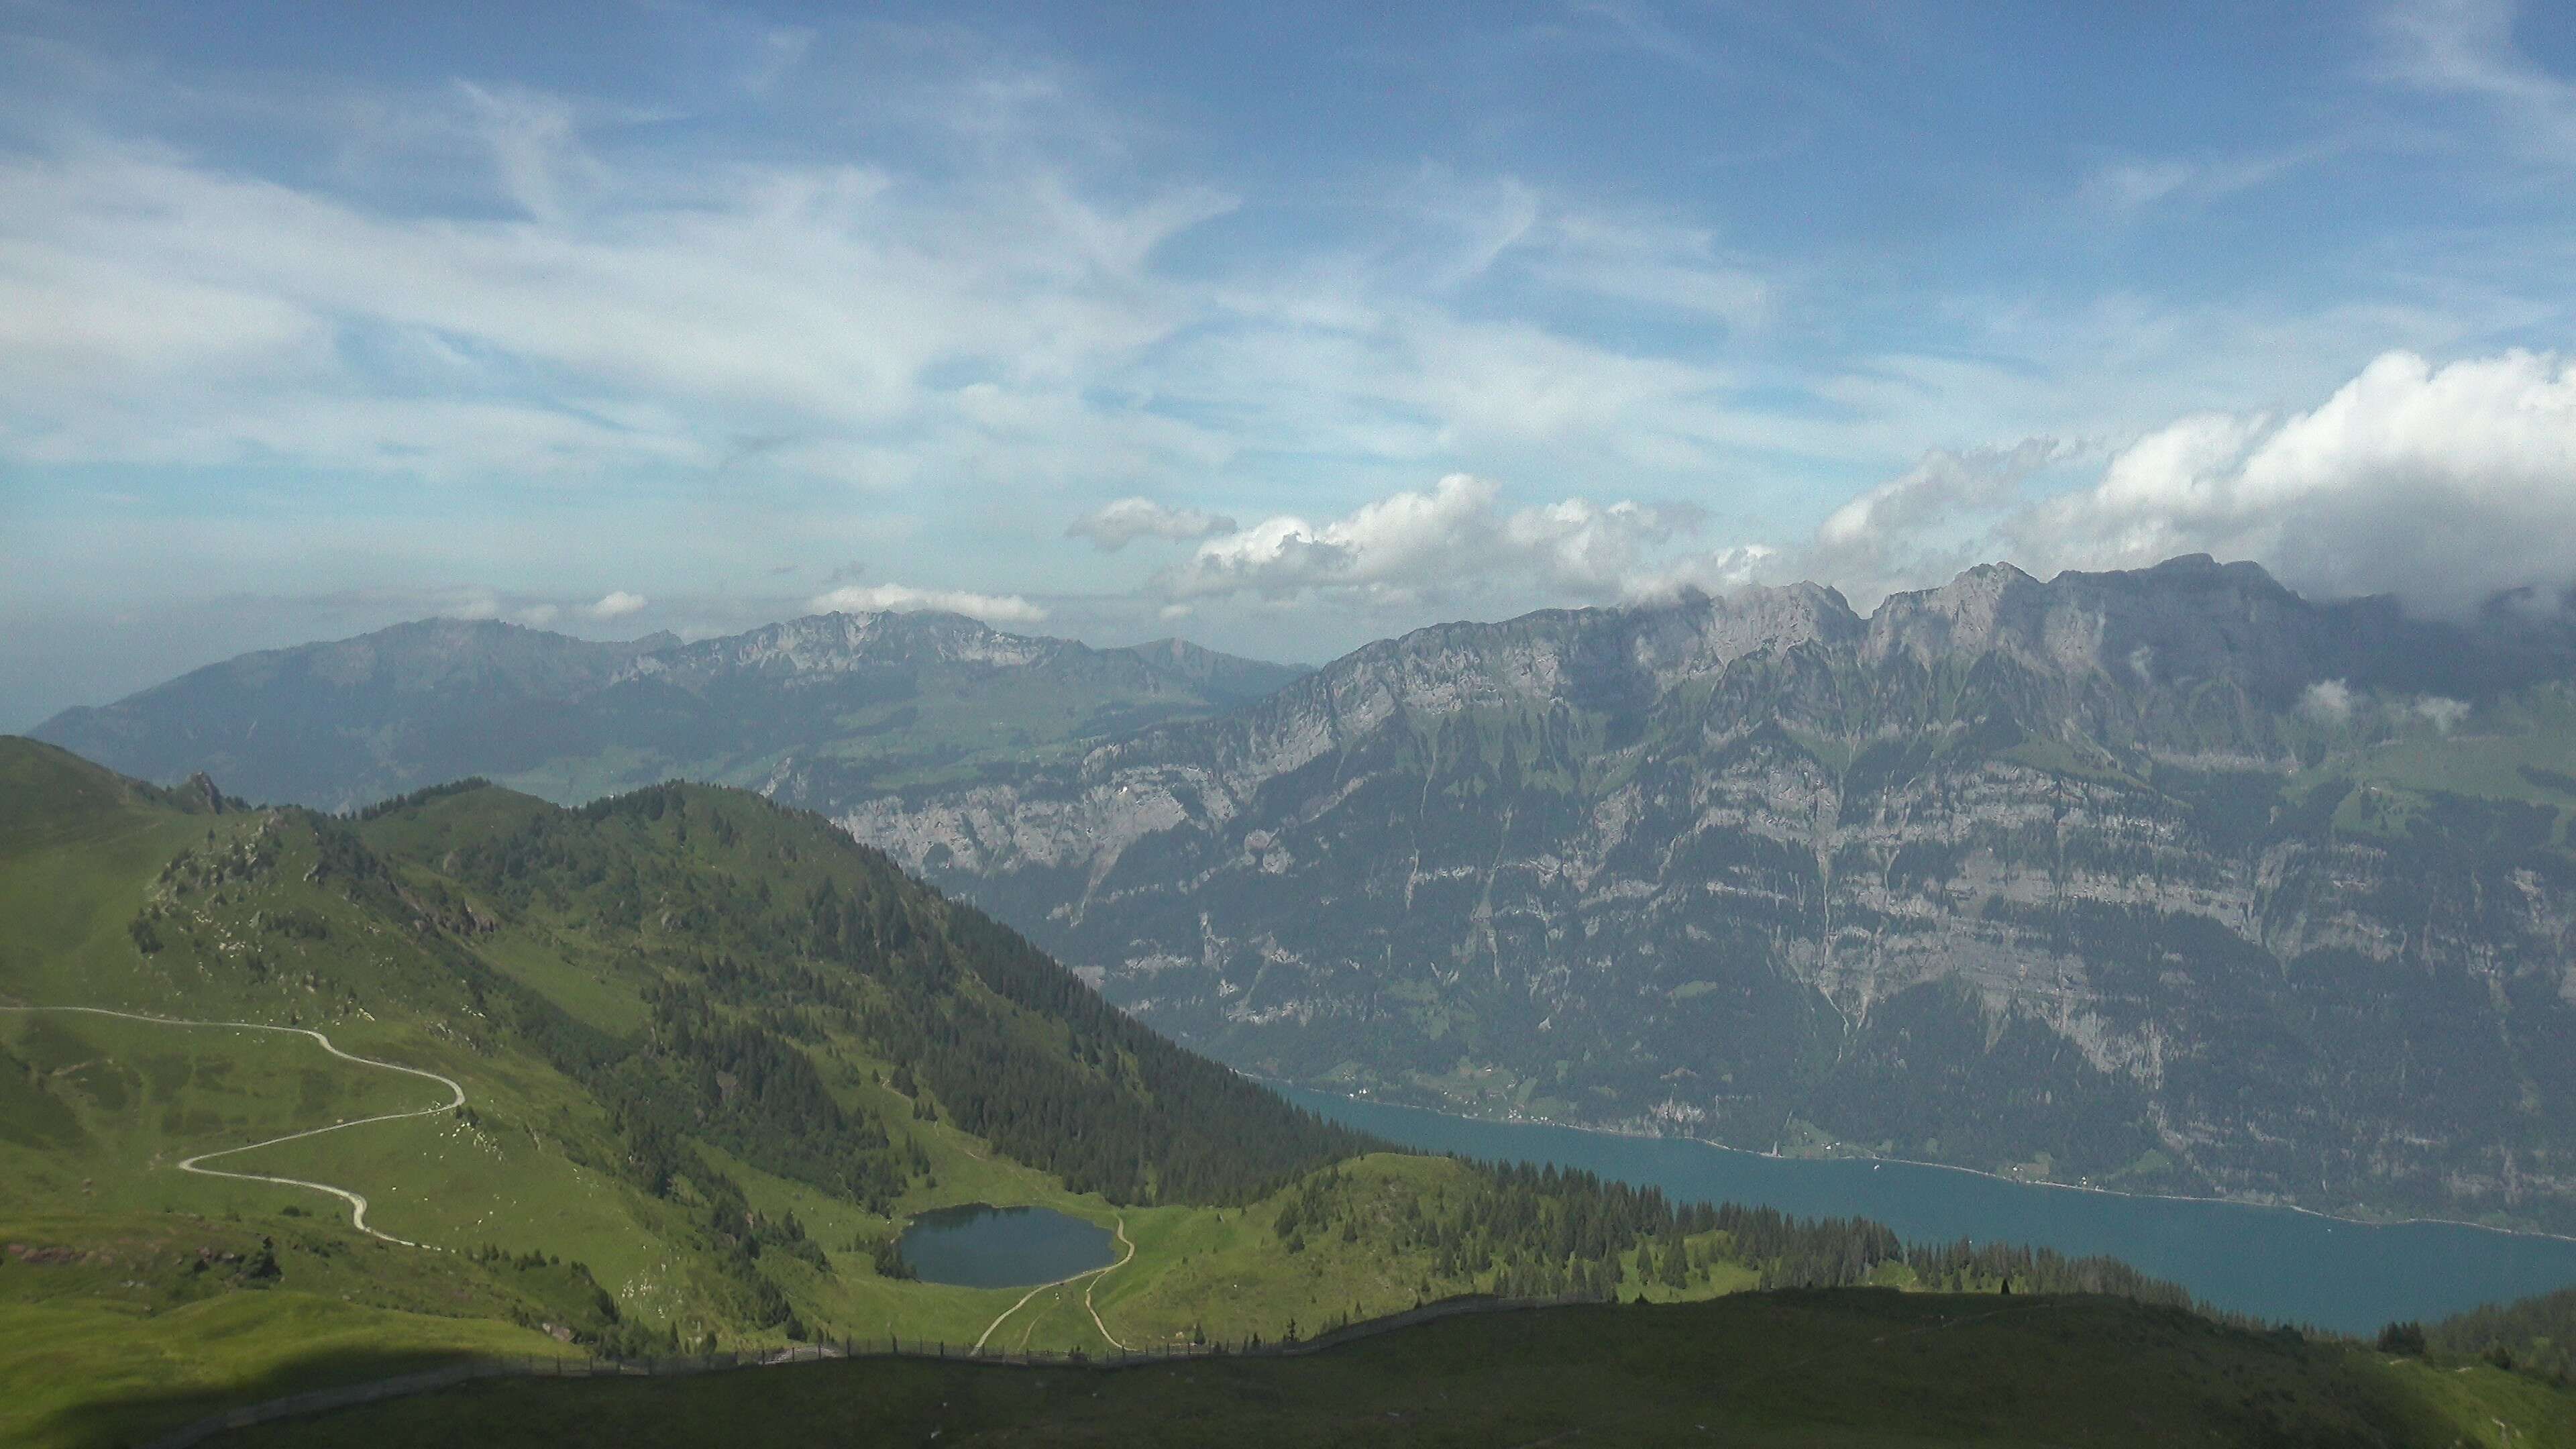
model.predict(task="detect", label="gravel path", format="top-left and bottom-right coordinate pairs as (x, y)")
top-left (0, 1004), bottom-right (465, 1248)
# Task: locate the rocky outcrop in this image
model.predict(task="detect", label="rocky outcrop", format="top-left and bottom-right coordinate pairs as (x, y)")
top-left (835, 558), bottom-right (2576, 1232)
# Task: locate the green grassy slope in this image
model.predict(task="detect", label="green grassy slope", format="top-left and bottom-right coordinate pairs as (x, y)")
top-left (0, 739), bottom-right (1375, 1318)
top-left (216, 1291), bottom-right (2576, 1449)
top-left (0, 739), bottom-right (1814, 1444)
top-left (5, 736), bottom-right (2457, 1449)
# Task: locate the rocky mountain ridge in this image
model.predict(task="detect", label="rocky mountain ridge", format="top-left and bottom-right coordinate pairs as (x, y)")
top-left (830, 556), bottom-right (2576, 1232)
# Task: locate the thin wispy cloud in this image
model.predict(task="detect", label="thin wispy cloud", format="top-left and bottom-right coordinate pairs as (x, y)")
top-left (2378, 0), bottom-right (2576, 159)
top-left (2, 2), bottom-right (2573, 726)
top-left (1067, 498), bottom-right (1240, 551)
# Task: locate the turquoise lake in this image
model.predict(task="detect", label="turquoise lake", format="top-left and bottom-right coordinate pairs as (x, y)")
top-left (898, 1203), bottom-right (1114, 1288)
top-left (1278, 1085), bottom-right (2576, 1334)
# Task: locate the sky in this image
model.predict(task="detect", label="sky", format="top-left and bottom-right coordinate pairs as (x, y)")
top-left (4, 0), bottom-right (2575, 728)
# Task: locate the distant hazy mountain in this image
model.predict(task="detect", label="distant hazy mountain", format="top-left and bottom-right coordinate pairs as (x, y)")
top-left (837, 556), bottom-right (2576, 1233)
top-left (31, 612), bottom-right (1304, 812)
top-left (29, 619), bottom-right (676, 812)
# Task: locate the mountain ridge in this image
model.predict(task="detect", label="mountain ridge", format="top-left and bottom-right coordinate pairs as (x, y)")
top-left (25, 558), bottom-right (2576, 1232)
top-left (826, 556), bottom-right (2576, 1234)
top-left (32, 610), bottom-right (1304, 812)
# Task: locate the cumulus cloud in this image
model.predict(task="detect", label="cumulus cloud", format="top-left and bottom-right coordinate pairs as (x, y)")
top-left (588, 590), bottom-right (649, 620)
top-left (808, 582), bottom-right (1046, 625)
top-left (2414, 696), bottom-right (2471, 733)
top-left (1065, 498), bottom-right (1239, 551)
top-left (1162, 474), bottom-right (1707, 607)
top-left (2004, 350), bottom-right (2576, 614)
top-left (1802, 350), bottom-right (2576, 618)
top-left (2301, 679), bottom-right (2356, 723)
top-left (1622, 543), bottom-right (1782, 600)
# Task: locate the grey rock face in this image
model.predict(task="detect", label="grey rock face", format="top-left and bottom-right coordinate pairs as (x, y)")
top-left (836, 558), bottom-right (2576, 1232)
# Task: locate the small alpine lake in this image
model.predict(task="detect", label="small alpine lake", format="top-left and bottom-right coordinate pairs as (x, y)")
top-left (1277, 1085), bottom-right (2576, 1334)
top-left (897, 1203), bottom-right (1114, 1289)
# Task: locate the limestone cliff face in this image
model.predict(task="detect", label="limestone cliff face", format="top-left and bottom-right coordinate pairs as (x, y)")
top-left (830, 557), bottom-right (2576, 1231)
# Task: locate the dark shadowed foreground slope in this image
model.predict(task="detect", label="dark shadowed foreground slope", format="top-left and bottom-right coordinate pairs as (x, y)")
top-left (215, 1291), bottom-right (2575, 1449)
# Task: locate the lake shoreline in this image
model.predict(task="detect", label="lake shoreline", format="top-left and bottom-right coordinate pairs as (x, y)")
top-left (1272, 1079), bottom-right (2576, 1248)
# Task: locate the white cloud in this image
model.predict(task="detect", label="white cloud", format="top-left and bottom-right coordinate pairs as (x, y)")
top-left (1517, 210), bottom-right (1773, 331)
top-left (2414, 696), bottom-right (2471, 733)
top-left (2378, 0), bottom-right (2576, 161)
top-left (1623, 543), bottom-right (1783, 600)
top-left (516, 603), bottom-right (561, 627)
top-left (1066, 497), bottom-right (1239, 550)
top-left (1809, 439), bottom-right (2077, 608)
top-left (2301, 679), bottom-right (2356, 722)
top-left (589, 590), bottom-right (649, 620)
top-left (1163, 473), bottom-right (1707, 606)
top-left (2004, 350), bottom-right (2576, 614)
top-left (808, 582), bottom-right (1046, 625)
top-left (0, 113), bottom-right (1235, 484)
top-left (1794, 350), bottom-right (2576, 618)
top-left (2076, 151), bottom-right (2306, 215)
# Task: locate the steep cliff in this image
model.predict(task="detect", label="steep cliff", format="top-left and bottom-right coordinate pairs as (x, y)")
top-left (833, 557), bottom-right (2576, 1232)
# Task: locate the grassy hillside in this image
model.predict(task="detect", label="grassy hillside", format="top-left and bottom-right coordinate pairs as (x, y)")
top-left (210, 1291), bottom-right (2576, 1449)
top-left (0, 738), bottom-right (1918, 1444)
top-left (0, 735), bottom-right (1382, 1444)
top-left (1, 735), bottom-right (2451, 1448)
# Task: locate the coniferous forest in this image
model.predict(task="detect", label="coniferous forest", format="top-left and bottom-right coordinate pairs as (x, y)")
top-left (412, 782), bottom-right (1381, 1210)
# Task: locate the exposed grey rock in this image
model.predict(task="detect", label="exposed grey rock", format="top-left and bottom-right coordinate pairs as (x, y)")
top-left (835, 557), bottom-right (2576, 1232)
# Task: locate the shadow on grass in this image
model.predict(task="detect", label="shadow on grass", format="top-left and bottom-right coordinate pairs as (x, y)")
top-left (44, 1293), bottom-right (2559, 1449)
top-left (42, 1345), bottom-right (508, 1449)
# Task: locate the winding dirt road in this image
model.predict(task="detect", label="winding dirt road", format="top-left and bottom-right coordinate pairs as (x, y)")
top-left (0, 1004), bottom-right (464, 1248)
top-left (971, 1212), bottom-right (1136, 1352)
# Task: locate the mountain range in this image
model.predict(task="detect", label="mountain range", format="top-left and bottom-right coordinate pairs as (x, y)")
top-left (33, 557), bottom-right (2576, 1234)
top-left (32, 613), bottom-right (1302, 814)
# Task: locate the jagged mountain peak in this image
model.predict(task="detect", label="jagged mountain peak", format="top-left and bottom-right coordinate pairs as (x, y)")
top-left (1851, 555), bottom-right (2423, 702)
top-left (833, 553), bottom-right (2576, 1237)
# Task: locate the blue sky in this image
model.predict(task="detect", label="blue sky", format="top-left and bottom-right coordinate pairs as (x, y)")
top-left (4, 0), bottom-right (2575, 725)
